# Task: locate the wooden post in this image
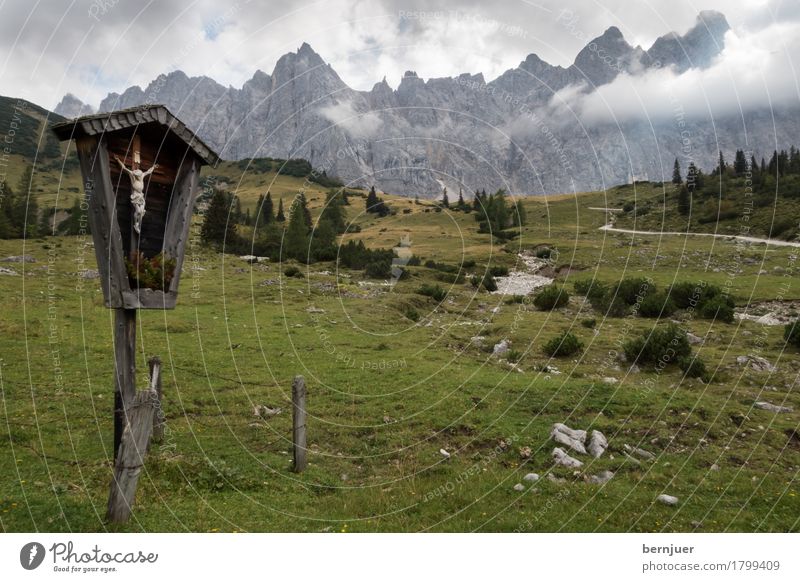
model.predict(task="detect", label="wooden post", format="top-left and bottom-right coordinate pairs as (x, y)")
top-left (113, 308), bottom-right (137, 460)
top-left (292, 376), bottom-right (307, 473)
top-left (106, 388), bottom-right (157, 523)
top-left (148, 356), bottom-right (164, 444)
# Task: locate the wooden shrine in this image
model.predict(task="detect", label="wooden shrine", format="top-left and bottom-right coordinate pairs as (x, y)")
top-left (53, 105), bottom-right (219, 522)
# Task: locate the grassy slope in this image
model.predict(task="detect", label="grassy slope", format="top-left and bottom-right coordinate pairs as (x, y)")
top-left (1, 167), bottom-right (799, 533)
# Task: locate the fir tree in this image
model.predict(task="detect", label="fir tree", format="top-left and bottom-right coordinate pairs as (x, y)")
top-left (276, 198), bottom-right (286, 222)
top-left (677, 184), bottom-right (690, 216)
top-left (201, 190), bottom-right (238, 248)
top-left (441, 187), bottom-right (449, 208)
top-left (259, 192), bottom-right (274, 225)
top-left (733, 149), bottom-right (747, 175)
top-left (319, 190), bottom-right (346, 234)
top-left (457, 188), bottom-right (465, 209)
top-left (672, 158), bottom-right (682, 185)
top-left (284, 198), bottom-right (310, 262)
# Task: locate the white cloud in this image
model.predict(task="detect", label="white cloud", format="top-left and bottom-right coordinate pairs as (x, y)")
top-left (318, 100), bottom-right (383, 138)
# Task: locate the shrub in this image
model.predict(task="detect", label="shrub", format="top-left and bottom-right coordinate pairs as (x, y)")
top-left (417, 284), bottom-right (446, 301)
top-left (784, 319), bottom-right (800, 348)
top-left (504, 295), bottom-right (526, 305)
top-left (581, 318), bottom-right (596, 329)
top-left (533, 285), bottom-right (569, 310)
top-left (622, 201), bottom-right (635, 213)
top-left (623, 323), bottom-right (691, 367)
top-left (481, 274), bottom-right (498, 292)
top-left (573, 278), bottom-right (595, 295)
top-left (283, 265), bottom-right (302, 278)
top-left (614, 277), bottom-right (655, 305)
top-left (668, 281), bottom-right (722, 309)
top-left (470, 274), bottom-right (480, 288)
top-left (542, 331), bottom-right (584, 357)
top-left (678, 355), bottom-right (710, 382)
top-left (404, 307), bottom-right (420, 322)
top-left (462, 259), bottom-right (476, 269)
top-left (489, 265), bottom-right (509, 277)
top-left (590, 293), bottom-right (629, 317)
top-left (406, 255), bottom-right (422, 266)
top-left (637, 292), bottom-right (677, 318)
top-left (365, 259), bottom-right (392, 279)
top-left (506, 350), bottom-right (522, 363)
top-left (534, 246), bottom-right (553, 259)
top-left (699, 294), bottom-right (735, 323)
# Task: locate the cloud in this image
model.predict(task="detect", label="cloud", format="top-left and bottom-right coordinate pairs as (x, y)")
top-left (549, 22), bottom-right (800, 126)
top-left (318, 100), bottom-right (383, 138)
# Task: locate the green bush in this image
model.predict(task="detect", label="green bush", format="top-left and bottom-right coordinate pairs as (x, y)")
top-left (506, 350), bottom-right (522, 363)
top-left (581, 318), bottom-right (596, 329)
top-left (406, 255), bottom-right (422, 266)
top-left (591, 293), bottom-right (629, 317)
top-left (614, 277), bottom-right (656, 305)
top-left (637, 292), bottom-right (677, 318)
top-left (404, 307), bottom-right (420, 322)
top-left (283, 265), bottom-right (302, 278)
top-left (668, 281), bottom-right (722, 309)
top-left (699, 294), bottom-right (735, 323)
top-left (533, 285), bottom-right (569, 310)
top-left (365, 259), bottom-right (392, 279)
top-left (417, 284), bottom-right (446, 302)
top-left (462, 259), bottom-right (476, 269)
top-left (489, 265), bottom-right (509, 277)
top-left (534, 246), bottom-right (553, 259)
top-left (623, 323), bottom-right (691, 367)
top-left (470, 275), bottom-right (480, 288)
top-left (542, 331), bottom-right (584, 357)
top-left (678, 355), bottom-right (710, 382)
top-left (504, 295), bottom-right (526, 304)
top-left (481, 274), bottom-right (498, 292)
top-left (784, 319), bottom-right (800, 348)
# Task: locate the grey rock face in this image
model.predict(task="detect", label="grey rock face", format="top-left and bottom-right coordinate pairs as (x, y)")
top-left (77, 12), bottom-right (797, 198)
top-left (54, 93), bottom-right (94, 118)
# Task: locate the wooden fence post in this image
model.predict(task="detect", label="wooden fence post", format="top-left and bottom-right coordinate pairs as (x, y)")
top-left (292, 376), bottom-right (307, 473)
top-left (106, 389), bottom-right (157, 523)
top-left (113, 308), bottom-right (137, 460)
top-left (148, 356), bottom-right (164, 444)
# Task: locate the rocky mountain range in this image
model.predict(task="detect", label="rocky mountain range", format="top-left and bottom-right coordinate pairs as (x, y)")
top-left (56, 10), bottom-right (798, 197)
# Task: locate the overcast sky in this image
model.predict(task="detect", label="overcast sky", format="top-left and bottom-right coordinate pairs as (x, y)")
top-left (0, 0), bottom-right (798, 111)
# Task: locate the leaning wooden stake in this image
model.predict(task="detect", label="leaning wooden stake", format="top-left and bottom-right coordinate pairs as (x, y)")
top-left (113, 308), bottom-right (137, 460)
top-left (148, 356), bottom-right (164, 444)
top-left (292, 376), bottom-right (307, 473)
top-left (106, 389), bottom-right (157, 523)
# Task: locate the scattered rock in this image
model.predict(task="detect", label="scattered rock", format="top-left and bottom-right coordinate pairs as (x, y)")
top-left (624, 444), bottom-right (655, 460)
top-left (513, 483), bottom-right (526, 492)
top-left (754, 401), bottom-right (793, 413)
top-left (552, 447), bottom-right (583, 468)
top-left (656, 494), bottom-right (679, 506)
top-left (602, 377), bottom-right (618, 385)
top-left (253, 404), bottom-right (282, 418)
top-left (519, 446), bottom-right (532, 459)
top-left (587, 430), bottom-right (608, 458)
top-left (588, 470), bottom-right (614, 485)
top-left (492, 339), bottom-right (511, 356)
top-left (691, 520), bottom-right (703, 529)
top-left (547, 473), bottom-right (566, 484)
top-left (710, 464), bottom-right (720, 471)
top-left (80, 269), bottom-right (100, 279)
top-left (306, 306), bottom-right (326, 313)
top-left (439, 448), bottom-right (451, 460)
top-left (239, 255), bottom-right (268, 263)
top-left (0, 267), bottom-right (18, 276)
top-left (382, 415), bottom-right (396, 424)
top-left (687, 332), bottom-right (703, 345)
top-left (550, 423), bottom-right (587, 455)
top-left (736, 355), bottom-right (776, 373)
top-left (628, 365), bottom-right (641, 374)
top-left (1, 255), bottom-right (35, 263)
top-left (523, 473), bottom-right (540, 483)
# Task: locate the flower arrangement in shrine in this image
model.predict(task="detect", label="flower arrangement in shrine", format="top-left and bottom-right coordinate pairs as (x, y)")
top-left (125, 250), bottom-right (176, 291)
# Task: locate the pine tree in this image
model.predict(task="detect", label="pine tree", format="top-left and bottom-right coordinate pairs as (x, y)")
top-left (677, 184), bottom-right (690, 216)
top-left (457, 188), bottom-right (465, 209)
top-left (717, 150), bottom-right (726, 175)
top-left (296, 192), bottom-right (312, 230)
top-left (511, 199), bottom-right (527, 227)
top-left (319, 190), bottom-right (346, 233)
top-left (311, 219), bottom-right (337, 261)
top-left (733, 149), bottom-right (747, 175)
top-left (366, 186), bottom-right (379, 212)
top-left (201, 190), bottom-right (238, 248)
top-left (259, 192), bottom-right (274, 225)
top-left (672, 158), bottom-right (682, 185)
top-left (284, 198), bottom-right (310, 262)
top-left (276, 198), bottom-right (286, 222)
top-left (686, 162), bottom-right (703, 192)
top-left (441, 187), bottom-right (449, 208)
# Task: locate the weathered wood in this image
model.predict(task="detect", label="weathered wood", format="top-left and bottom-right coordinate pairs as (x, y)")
top-left (149, 356), bottom-right (164, 444)
top-left (113, 308), bottom-right (137, 460)
top-left (292, 376), bottom-right (307, 473)
top-left (163, 157), bottom-right (200, 294)
top-left (106, 388), bottom-right (157, 523)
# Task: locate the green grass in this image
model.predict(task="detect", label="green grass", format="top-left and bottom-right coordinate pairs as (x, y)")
top-left (1, 179), bottom-right (799, 532)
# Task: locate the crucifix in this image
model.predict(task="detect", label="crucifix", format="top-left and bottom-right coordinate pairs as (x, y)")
top-left (113, 141), bottom-right (157, 236)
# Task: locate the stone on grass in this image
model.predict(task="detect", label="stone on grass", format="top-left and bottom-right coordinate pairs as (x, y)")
top-left (492, 339), bottom-right (511, 356)
top-left (439, 448), bottom-right (451, 459)
top-left (2, 255), bottom-right (35, 263)
top-left (587, 430), bottom-right (608, 458)
top-left (513, 483), bottom-right (526, 492)
top-left (736, 355), bottom-right (776, 373)
top-left (550, 423), bottom-right (587, 455)
top-left (624, 444), bottom-right (655, 460)
top-left (523, 473), bottom-right (540, 483)
top-left (754, 401), bottom-right (793, 413)
top-left (588, 470), bottom-right (614, 485)
top-left (552, 447), bottom-right (583, 468)
top-left (657, 494), bottom-right (679, 506)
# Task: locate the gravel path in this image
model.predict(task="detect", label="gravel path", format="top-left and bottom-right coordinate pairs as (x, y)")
top-left (599, 224), bottom-right (800, 249)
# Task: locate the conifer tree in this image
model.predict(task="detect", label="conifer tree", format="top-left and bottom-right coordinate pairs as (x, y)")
top-left (276, 198), bottom-right (286, 222)
top-left (677, 184), bottom-right (690, 216)
top-left (441, 187), bottom-right (449, 208)
top-left (284, 198), bottom-right (310, 262)
top-left (201, 190), bottom-right (238, 248)
top-left (672, 158), bottom-right (682, 185)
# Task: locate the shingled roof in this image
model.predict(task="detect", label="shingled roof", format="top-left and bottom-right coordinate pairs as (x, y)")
top-left (52, 104), bottom-right (219, 167)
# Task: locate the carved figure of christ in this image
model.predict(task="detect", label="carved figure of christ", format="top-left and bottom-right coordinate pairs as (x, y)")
top-left (114, 155), bottom-right (158, 234)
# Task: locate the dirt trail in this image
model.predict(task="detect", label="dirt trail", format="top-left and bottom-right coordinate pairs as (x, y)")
top-left (598, 224), bottom-right (800, 249)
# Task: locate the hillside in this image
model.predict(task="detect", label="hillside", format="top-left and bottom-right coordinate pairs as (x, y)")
top-left (1, 174), bottom-right (798, 532)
